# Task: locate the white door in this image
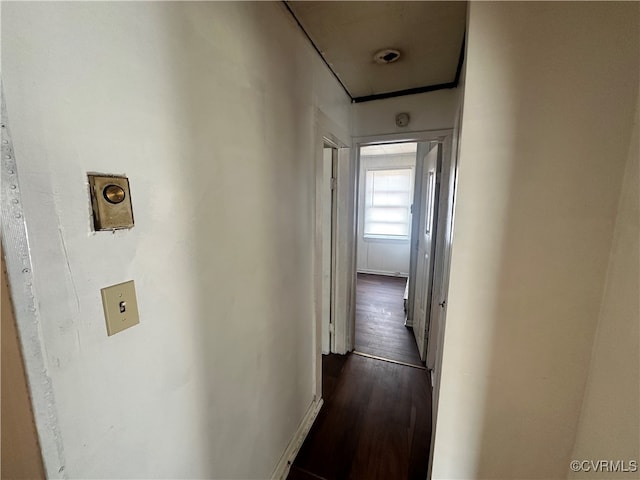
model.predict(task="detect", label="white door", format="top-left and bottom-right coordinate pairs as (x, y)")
top-left (321, 146), bottom-right (336, 354)
top-left (426, 136), bottom-right (454, 373)
top-left (412, 143), bottom-right (441, 360)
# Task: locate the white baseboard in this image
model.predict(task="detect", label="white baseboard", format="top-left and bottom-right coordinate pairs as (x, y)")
top-left (271, 397), bottom-right (324, 480)
top-left (357, 269), bottom-right (408, 277)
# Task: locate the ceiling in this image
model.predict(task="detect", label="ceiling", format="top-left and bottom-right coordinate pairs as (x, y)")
top-left (286, 1), bottom-right (467, 102)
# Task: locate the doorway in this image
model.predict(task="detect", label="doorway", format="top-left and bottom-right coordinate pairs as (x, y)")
top-left (354, 141), bottom-right (422, 365)
top-left (314, 129), bottom-right (455, 386)
top-left (349, 135), bottom-right (453, 372)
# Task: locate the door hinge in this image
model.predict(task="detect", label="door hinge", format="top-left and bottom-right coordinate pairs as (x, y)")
top-left (330, 177), bottom-right (336, 191)
top-left (329, 323), bottom-right (335, 333)
top-left (410, 203), bottom-right (414, 214)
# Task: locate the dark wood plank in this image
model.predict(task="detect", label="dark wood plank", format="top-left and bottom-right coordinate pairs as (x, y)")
top-left (355, 273), bottom-right (422, 366)
top-left (289, 354), bottom-right (432, 480)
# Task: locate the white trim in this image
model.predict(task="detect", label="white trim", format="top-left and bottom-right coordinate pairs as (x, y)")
top-left (354, 129), bottom-right (453, 146)
top-left (270, 398), bottom-right (324, 480)
top-left (352, 351), bottom-right (425, 370)
top-left (363, 234), bottom-right (410, 242)
top-left (333, 146), bottom-right (356, 354)
top-left (313, 108), bottom-right (351, 393)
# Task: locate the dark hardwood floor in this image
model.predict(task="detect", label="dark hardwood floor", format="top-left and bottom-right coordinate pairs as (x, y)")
top-left (288, 354), bottom-right (432, 480)
top-left (287, 274), bottom-right (431, 480)
top-left (355, 273), bottom-right (422, 366)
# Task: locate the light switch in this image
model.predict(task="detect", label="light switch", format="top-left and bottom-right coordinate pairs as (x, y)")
top-left (88, 174), bottom-right (134, 231)
top-left (101, 280), bottom-right (139, 336)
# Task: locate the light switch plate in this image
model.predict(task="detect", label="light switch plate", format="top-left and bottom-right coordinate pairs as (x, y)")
top-left (101, 280), bottom-right (139, 336)
top-left (88, 174), bottom-right (134, 231)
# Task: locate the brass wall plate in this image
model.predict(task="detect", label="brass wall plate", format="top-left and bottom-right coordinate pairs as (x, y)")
top-left (101, 280), bottom-right (140, 336)
top-left (88, 174), bottom-right (134, 230)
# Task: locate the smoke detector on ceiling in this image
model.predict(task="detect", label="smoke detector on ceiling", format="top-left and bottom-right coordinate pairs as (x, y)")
top-left (395, 113), bottom-right (410, 127)
top-left (373, 48), bottom-right (401, 64)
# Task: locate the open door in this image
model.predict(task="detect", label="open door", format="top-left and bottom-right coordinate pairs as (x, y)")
top-left (321, 146), bottom-right (337, 354)
top-left (411, 143), bottom-right (441, 361)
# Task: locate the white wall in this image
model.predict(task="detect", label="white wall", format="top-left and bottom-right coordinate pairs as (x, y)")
top-left (432, 2), bottom-right (639, 479)
top-left (2, 2), bottom-right (350, 478)
top-left (569, 92), bottom-right (639, 479)
top-left (356, 154), bottom-right (415, 276)
top-left (352, 89), bottom-right (459, 138)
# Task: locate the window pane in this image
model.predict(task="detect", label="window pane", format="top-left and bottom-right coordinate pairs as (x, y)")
top-left (371, 170), bottom-right (411, 192)
top-left (365, 222), bottom-right (409, 236)
top-left (364, 167), bottom-right (413, 238)
top-left (366, 207), bottom-right (408, 223)
top-left (371, 192), bottom-right (411, 207)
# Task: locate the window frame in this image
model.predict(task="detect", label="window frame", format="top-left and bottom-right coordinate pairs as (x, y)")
top-left (362, 166), bottom-right (414, 241)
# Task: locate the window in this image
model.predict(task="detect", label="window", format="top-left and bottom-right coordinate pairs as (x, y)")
top-left (364, 168), bottom-right (413, 239)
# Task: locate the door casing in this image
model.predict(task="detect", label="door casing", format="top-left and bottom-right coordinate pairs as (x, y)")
top-left (321, 145), bottom-right (338, 355)
top-left (348, 130), bottom-right (452, 354)
top-left (313, 108), bottom-right (351, 401)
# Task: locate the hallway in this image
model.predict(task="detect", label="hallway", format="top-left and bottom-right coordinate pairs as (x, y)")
top-left (288, 274), bottom-right (431, 479)
top-left (288, 354), bottom-right (432, 480)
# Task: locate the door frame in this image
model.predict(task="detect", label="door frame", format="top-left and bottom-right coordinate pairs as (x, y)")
top-left (321, 143), bottom-right (338, 355)
top-left (313, 108), bottom-right (351, 401)
top-left (348, 129), bottom-right (452, 353)
top-left (425, 136), bottom-right (453, 371)
top-left (412, 141), bottom-right (443, 361)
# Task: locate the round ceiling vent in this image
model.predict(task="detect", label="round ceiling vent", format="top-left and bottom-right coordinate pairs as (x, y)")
top-left (373, 48), bottom-right (401, 64)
